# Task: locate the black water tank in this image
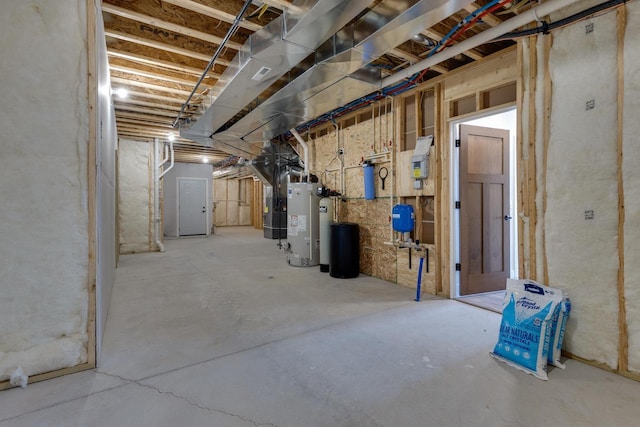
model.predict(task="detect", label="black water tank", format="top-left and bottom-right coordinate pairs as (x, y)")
top-left (330, 223), bottom-right (360, 278)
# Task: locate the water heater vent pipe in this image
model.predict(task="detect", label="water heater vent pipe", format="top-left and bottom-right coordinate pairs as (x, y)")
top-left (290, 128), bottom-right (309, 178)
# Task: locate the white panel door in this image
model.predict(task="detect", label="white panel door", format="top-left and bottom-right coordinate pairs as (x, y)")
top-left (178, 178), bottom-right (207, 236)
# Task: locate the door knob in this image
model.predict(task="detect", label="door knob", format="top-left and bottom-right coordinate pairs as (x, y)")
top-left (504, 215), bottom-right (512, 221)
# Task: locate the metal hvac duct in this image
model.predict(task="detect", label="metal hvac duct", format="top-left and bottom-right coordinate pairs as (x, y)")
top-left (181, 0), bottom-right (373, 142)
top-left (212, 0), bottom-right (472, 144)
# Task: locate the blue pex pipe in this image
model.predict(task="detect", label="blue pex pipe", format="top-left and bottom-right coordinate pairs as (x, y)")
top-left (415, 256), bottom-right (424, 302)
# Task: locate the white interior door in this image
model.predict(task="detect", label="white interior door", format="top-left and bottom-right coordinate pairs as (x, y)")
top-left (178, 178), bottom-right (208, 236)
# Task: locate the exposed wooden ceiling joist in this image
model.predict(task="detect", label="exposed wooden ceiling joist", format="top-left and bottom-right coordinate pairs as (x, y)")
top-left (109, 64), bottom-right (212, 87)
top-left (259, 0), bottom-right (302, 14)
top-left (421, 29), bottom-right (484, 61)
top-left (161, 0), bottom-right (262, 32)
top-left (121, 90), bottom-right (189, 104)
top-left (389, 48), bottom-right (449, 74)
top-left (114, 104), bottom-right (183, 118)
top-left (116, 111), bottom-right (176, 124)
top-left (105, 30), bottom-right (225, 64)
top-left (107, 49), bottom-right (216, 77)
top-left (115, 99), bottom-right (183, 111)
top-left (463, 2), bottom-right (503, 27)
top-left (101, 3), bottom-right (244, 51)
top-left (111, 76), bottom-right (197, 97)
top-left (103, 0), bottom-right (512, 158)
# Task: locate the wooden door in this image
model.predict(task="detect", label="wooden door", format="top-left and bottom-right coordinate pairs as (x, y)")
top-left (459, 125), bottom-right (510, 295)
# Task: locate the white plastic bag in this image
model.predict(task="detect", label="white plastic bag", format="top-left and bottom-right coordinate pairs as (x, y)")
top-left (491, 279), bottom-right (563, 380)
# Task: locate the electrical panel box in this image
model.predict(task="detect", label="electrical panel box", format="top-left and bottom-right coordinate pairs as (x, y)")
top-left (411, 154), bottom-right (428, 179)
top-left (410, 135), bottom-right (433, 180)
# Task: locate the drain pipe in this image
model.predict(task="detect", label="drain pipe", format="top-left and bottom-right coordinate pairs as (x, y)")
top-left (153, 138), bottom-right (175, 252)
top-left (382, 0), bottom-right (582, 87)
top-left (290, 128), bottom-right (309, 179)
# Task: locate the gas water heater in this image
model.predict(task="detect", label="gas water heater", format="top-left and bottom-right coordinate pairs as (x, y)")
top-left (287, 182), bottom-right (320, 267)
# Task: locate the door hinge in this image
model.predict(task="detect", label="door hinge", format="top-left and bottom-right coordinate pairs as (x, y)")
top-left (455, 263), bottom-right (461, 271)
top-left (455, 201), bottom-right (461, 209)
top-left (455, 139), bottom-right (460, 148)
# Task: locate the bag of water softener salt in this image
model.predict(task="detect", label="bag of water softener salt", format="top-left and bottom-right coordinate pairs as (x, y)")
top-left (491, 279), bottom-right (562, 380)
top-left (548, 296), bottom-right (571, 368)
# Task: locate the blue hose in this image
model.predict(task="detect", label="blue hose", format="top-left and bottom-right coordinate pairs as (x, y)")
top-left (415, 256), bottom-right (424, 302)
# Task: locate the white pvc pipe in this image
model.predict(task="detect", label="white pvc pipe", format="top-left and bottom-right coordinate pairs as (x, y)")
top-left (290, 128), bottom-right (309, 178)
top-left (153, 138), bottom-right (165, 253)
top-left (383, 0), bottom-right (581, 87)
top-left (158, 140), bottom-right (174, 179)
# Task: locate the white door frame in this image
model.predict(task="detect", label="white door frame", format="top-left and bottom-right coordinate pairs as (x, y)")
top-left (176, 177), bottom-right (210, 237)
top-left (449, 106), bottom-right (518, 298)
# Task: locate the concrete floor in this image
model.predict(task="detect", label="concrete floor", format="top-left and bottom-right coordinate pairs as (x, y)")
top-left (2, 226), bottom-right (640, 426)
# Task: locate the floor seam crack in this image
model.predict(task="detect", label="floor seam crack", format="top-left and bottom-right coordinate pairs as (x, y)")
top-left (97, 370), bottom-right (279, 427)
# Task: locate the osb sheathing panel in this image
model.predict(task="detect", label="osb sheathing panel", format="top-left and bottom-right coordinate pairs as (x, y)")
top-left (545, 13), bottom-right (619, 369)
top-left (337, 199), bottom-right (397, 283)
top-left (396, 246), bottom-right (436, 294)
top-left (623, 2), bottom-right (640, 373)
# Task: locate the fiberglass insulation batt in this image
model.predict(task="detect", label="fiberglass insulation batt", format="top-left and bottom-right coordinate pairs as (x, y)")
top-left (623, 3), bottom-right (640, 374)
top-left (545, 12), bottom-right (620, 369)
top-left (0, 0), bottom-right (89, 380)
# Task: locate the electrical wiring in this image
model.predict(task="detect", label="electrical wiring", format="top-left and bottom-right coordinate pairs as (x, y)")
top-left (291, 0), bottom-right (520, 136)
top-left (493, 0), bottom-right (630, 41)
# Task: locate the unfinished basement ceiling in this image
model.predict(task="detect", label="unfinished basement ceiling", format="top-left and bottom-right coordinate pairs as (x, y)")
top-left (104, 0), bottom-right (518, 161)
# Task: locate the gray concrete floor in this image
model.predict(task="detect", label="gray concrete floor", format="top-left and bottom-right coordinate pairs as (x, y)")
top-left (2, 226), bottom-right (640, 426)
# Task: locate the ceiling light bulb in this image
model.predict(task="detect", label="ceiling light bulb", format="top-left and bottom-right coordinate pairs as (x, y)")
top-left (202, 157), bottom-right (209, 163)
top-left (167, 133), bottom-right (175, 142)
top-left (115, 88), bottom-right (128, 99)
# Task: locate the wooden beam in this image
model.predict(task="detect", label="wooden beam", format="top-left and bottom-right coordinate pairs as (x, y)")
top-left (115, 98), bottom-right (183, 111)
top-left (116, 111), bottom-right (176, 123)
top-left (161, 0), bottom-right (262, 32)
top-left (105, 30), bottom-right (229, 64)
top-left (109, 64), bottom-right (213, 87)
top-left (542, 34), bottom-right (551, 285)
top-left (114, 104), bottom-right (181, 117)
top-left (389, 47), bottom-right (449, 74)
top-left (102, 3), bottom-right (244, 50)
top-left (111, 76), bottom-right (196, 96)
top-left (527, 36), bottom-right (537, 280)
top-left (261, 0), bottom-right (303, 14)
top-left (463, 2), bottom-right (502, 27)
top-left (107, 49), bottom-right (219, 77)
top-left (422, 29), bottom-right (484, 61)
top-left (86, 0), bottom-right (98, 371)
top-left (116, 117), bottom-right (177, 128)
top-left (616, 5), bottom-right (628, 375)
top-left (123, 89), bottom-right (188, 104)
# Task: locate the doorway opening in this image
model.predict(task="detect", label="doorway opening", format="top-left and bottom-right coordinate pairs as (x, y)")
top-left (450, 108), bottom-right (518, 312)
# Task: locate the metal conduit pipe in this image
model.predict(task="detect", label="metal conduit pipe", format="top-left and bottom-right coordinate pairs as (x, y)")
top-left (382, 0), bottom-right (582, 88)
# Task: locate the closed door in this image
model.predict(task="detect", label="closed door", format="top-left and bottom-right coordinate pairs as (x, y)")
top-left (459, 124), bottom-right (510, 295)
top-left (179, 178), bottom-right (207, 236)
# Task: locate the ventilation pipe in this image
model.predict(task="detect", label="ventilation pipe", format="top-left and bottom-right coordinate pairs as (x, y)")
top-left (154, 138), bottom-right (174, 252)
top-left (383, 0), bottom-right (582, 87)
top-left (290, 128), bottom-right (309, 179)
